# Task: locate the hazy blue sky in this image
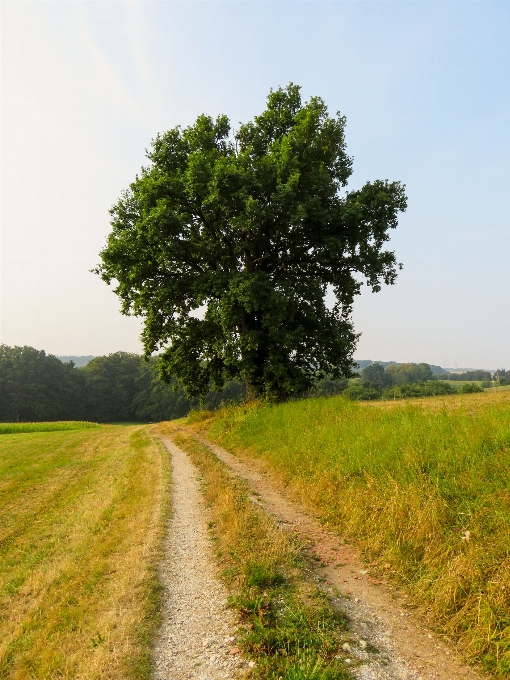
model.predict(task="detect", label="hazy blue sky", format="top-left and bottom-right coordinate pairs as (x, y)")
top-left (2, 1), bottom-right (509, 368)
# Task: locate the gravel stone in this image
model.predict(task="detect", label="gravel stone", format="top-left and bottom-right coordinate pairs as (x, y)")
top-left (153, 439), bottom-right (242, 680)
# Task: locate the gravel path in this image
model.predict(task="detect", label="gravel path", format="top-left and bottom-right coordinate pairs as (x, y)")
top-left (153, 439), bottom-right (243, 680)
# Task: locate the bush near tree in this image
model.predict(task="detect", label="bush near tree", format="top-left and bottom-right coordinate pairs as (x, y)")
top-left (382, 381), bottom-right (455, 399)
top-left (459, 383), bottom-right (483, 394)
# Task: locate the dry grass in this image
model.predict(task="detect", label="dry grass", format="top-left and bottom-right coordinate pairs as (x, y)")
top-left (203, 391), bottom-right (510, 677)
top-left (0, 425), bottom-right (170, 679)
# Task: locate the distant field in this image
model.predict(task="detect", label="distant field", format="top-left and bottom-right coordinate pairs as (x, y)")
top-left (0, 421), bottom-right (100, 434)
top-left (206, 391), bottom-right (510, 676)
top-left (0, 425), bottom-right (170, 679)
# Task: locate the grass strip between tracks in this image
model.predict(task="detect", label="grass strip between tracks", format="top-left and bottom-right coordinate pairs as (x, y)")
top-left (165, 426), bottom-right (352, 680)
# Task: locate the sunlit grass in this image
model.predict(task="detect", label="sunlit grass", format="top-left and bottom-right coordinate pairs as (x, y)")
top-left (205, 391), bottom-right (510, 677)
top-left (0, 421), bottom-right (100, 434)
top-left (0, 425), bottom-right (170, 679)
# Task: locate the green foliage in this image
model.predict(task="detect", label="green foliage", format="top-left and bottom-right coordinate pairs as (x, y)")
top-left (460, 382), bottom-right (483, 394)
top-left (494, 369), bottom-right (510, 386)
top-left (309, 376), bottom-right (348, 398)
top-left (96, 84), bottom-right (407, 401)
top-left (82, 352), bottom-right (142, 422)
top-left (360, 362), bottom-right (392, 389)
top-left (0, 421), bottom-right (99, 434)
top-left (346, 364), bottom-right (457, 401)
top-left (343, 382), bottom-right (380, 401)
top-left (381, 380), bottom-right (455, 399)
top-left (0, 345), bottom-right (245, 423)
top-left (385, 362), bottom-right (433, 385)
top-left (0, 345), bottom-right (85, 422)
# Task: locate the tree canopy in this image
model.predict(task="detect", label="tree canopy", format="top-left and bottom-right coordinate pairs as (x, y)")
top-left (386, 362), bottom-right (433, 385)
top-left (96, 84), bottom-right (407, 400)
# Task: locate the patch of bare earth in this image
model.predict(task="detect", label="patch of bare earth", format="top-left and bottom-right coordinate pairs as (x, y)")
top-left (188, 431), bottom-right (487, 680)
top-left (153, 439), bottom-right (245, 680)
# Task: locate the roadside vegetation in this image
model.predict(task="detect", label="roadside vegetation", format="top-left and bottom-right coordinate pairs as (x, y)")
top-left (0, 424), bottom-right (170, 679)
top-left (158, 423), bottom-right (351, 680)
top-left (199, 391), bottom-right (510, 677)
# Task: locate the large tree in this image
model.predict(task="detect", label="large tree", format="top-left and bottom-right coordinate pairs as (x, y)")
top-left (96, 85), bottom-right (407, 400)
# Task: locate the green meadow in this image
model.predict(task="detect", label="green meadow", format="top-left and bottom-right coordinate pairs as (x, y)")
top-left (206, 391), bottom-right (510, 677)
top-left (0, 421), bottom-right (100, 435)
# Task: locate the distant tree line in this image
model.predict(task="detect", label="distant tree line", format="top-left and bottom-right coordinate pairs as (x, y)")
top-left (446, 369), bottom-right (492, 382)
top-left (343, 361), bottom-right (504, 401)
top-left (0, 345), bottom-right (245, 423)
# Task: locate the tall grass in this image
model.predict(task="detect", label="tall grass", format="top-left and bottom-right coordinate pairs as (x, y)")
top-left (206, 392), bottom-right (510, 677)
top-left (0, 421), bottom-right (100, 434)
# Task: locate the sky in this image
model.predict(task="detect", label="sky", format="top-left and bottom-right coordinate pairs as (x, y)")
top-left (1, 0), bottom-right (509, 369)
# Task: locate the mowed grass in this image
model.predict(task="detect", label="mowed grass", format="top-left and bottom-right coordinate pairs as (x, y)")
top-left (205, 391), bottom-right (510, 677)
top-left (0, 425), bottom-right (170, 679)
top-left (0, 422), bottom-right (100, 435)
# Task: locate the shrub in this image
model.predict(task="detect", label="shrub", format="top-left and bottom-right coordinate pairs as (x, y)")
top-left (460, 382), bottom-right (483, 394)
top-left (381, 381), bottom-right (455, 400)
top-left (343, 382), bottom-right (380, 401)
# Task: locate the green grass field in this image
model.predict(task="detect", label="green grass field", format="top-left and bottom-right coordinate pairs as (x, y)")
top-left (0, 421), bottom-right (100, 435)
top-left (204, 391), bottom-right (510, 677)
top-left (0, 424), bottom-right (170, 679)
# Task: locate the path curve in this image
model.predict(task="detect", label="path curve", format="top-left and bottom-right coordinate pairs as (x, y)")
top-left (153, 438), bottom-right (242, 680)
top-left (190, 431), bottom-right (486, 680)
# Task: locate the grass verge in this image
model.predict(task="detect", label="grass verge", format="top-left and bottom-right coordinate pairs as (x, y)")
top-left (199, 391), bottom-right (510, 677)
top-left (0, 425), bottom-right (170, 679)
top-left (0, 421), bottom-right (100, 434)
top-left (158, 424), bottom-right (351, 680)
